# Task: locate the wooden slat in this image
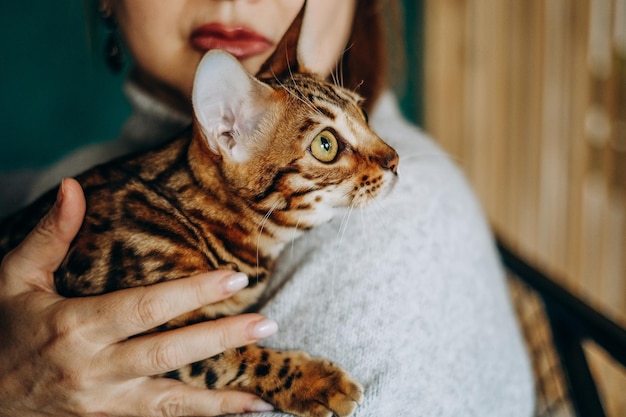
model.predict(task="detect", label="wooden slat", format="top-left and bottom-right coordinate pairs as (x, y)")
top-left (566, 0), bottom-right (591, 294)
top-left (423, 0), bottom-right (625, 325)
top-left (422, 1), bottom-right (625, 415)
top-left (423, 0), bottom-right (466, 163)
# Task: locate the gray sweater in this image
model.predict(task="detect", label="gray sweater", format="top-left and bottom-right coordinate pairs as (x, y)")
top-left (2, 82), bottom-right (535, 416)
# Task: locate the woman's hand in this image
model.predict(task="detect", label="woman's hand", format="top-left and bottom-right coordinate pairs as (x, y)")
top-left (0, 178), bottom-right (276, 416)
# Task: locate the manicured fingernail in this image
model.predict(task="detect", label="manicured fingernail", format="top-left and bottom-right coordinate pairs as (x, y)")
top-left (55, 180), bottom-right (65, 207)
top-left (250, 318), bottom-right (279, 339)
top-left (248, 399), bottom-right (274, 412)
top-left (224, 272), bottom-right (249, 293)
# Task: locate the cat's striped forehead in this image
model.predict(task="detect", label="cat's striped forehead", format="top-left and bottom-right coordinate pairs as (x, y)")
top-left (265, 74), bottom-right (364, 120)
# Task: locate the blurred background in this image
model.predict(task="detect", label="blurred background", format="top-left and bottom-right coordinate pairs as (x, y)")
top-left (0, 1), bottom-right (624, 416)
top-left (419, 1), bottom-right (625, 416)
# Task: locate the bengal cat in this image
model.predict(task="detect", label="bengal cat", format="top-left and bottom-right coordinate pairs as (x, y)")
top-left (0, 7), bottom-right (398, 417)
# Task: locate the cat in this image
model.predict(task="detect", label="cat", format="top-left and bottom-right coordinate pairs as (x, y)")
top-left (0, 7), bottom-right (398, 417)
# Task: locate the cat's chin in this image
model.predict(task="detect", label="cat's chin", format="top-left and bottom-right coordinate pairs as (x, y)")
top-left (374, 176), bottom-right (399, 201)
top-left (309, 206), bottom-right (339, 225)
top-left (349, 175), bottom-right (398, 208)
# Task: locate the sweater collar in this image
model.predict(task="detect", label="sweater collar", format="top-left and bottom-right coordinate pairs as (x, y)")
top-left (118, 80), bottom-right (193, 150)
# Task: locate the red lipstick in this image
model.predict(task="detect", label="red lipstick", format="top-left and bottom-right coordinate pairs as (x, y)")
top-left (190, 23), bottom-right (273, 60)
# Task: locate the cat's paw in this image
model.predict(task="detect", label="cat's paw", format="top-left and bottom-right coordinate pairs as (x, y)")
top-left (191, 346), bottom-right (363, 417)
top-left (267, 354), bottom-right (364, 417)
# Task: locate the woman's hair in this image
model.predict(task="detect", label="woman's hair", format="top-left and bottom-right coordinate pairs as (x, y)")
top-left (341, 0), bottom-right (402, 111)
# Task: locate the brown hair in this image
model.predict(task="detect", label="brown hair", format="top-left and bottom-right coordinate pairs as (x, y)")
top-left (341, 0), bottom-right (402, 111)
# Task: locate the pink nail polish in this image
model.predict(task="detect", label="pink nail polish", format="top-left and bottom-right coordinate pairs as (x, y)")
top-left (56, 180), bottom-right (65, 207)
top-left (251, 318), bottom-right (278, 339)
top-left (247, 399), bottom-right (274, 412)
top-left (224, 272), bottom-right (249, 293)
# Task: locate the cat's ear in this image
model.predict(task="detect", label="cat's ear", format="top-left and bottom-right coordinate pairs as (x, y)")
top-left (192, 50), bottom-right (274, 162)
top-left (255, 1), bottom-right (306, 80)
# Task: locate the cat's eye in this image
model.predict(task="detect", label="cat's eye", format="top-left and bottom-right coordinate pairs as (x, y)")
top-left (310, 130), bottom-right (339, 163)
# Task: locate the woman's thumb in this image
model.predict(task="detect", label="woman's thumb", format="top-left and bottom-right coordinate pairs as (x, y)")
top-left (3, 178), bottom-right (85, 290)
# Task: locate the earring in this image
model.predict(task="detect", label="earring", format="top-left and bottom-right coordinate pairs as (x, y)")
top-left (99, 3), bottom-right (125, 73)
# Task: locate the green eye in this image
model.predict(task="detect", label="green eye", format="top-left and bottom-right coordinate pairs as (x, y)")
top-left (310, 130), bottom-right (339, 162)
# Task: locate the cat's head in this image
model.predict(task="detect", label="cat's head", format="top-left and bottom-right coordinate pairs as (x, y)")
top-left (190, 5), bottom-right (398, 227)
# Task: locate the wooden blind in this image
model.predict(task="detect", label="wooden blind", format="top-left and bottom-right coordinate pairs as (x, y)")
top-left (423, 1), bottom-right (625, 415)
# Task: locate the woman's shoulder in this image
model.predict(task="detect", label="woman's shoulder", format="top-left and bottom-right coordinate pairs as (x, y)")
top-left (19, 80), bottom-right (193, 209)
top-left (0, 142), bottom-right (122, 218)
top-left (263, 93), bottom-right (534, 417)
top-left (25, 140), bottom-right (136, 206)
top-left (370, 92), bottom-right (487, 231)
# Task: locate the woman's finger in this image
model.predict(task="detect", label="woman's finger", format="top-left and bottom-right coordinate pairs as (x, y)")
top-left (1, 178), bottom-right (85, 293)
top-left (104, 314), bottom-right (278, 378)
top-left (103, 378), bottom-right (274, 417)
top-left (76, 270), bottom-right (252, 342)
top-left (146, 380), bottom-right (275, 416)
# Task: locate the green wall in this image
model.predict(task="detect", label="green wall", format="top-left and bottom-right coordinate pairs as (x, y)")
top-left (0, 2), bottom-right (422, 172)
top-left (0, 3), bottom-right (130, 171)
top-left (398, 0), bottom-right (424, 126)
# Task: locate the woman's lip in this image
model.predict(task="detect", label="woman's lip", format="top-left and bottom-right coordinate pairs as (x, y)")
top-left (190, 23), bottom-right (273, 60)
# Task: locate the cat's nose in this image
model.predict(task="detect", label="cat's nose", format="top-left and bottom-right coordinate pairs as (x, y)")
top-left (381, 151), bottom-right (399, 174)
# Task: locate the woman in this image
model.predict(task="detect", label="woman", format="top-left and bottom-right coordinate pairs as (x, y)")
top-left (0, 1), bottom-right (534, 416)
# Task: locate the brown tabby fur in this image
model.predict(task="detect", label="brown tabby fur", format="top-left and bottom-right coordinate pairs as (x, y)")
top-left (0, 6), bottom-right (398, 417)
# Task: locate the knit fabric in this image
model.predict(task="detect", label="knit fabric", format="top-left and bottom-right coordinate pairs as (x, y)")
top-left (239, 93), bottom-right (534, 417)
top-left (3, 83), bottom-right (534, 416)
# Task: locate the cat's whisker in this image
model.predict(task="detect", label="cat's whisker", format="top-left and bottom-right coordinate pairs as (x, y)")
top-left (355, 204), bottom-right (371, 250)
top-left (338, 187), bottom-right (355, 202)
top-left (326, 203), bottom-right (356, 297)
top-left (284, 66), bottom-right (329, 118)
top-left (361, 197), bottom-right (385, 236)
top-left (330, 62), bottom-right (342, 89)
top-left (268, 52), bottom-right (322, 118)
top-left (286, 53), bottom-right (297, 85)
top-left (352, 80), bottom-right (365, 95)
top-left (333, 62), bottom-right (343, 90)
top-left (355, 201), bottom-right (373, 236)
top-left (273, 76), bottom-right (322, 118)
top-left (361, 190), bottom-right (392, 237)
top-left (336, 204), bottom-right (355, 247)
top-left (330, 67), bottom-right (338, 86)
top-left (290, 216), bottom-right (303, 259)
top-left (365, 189), bottom-right (388, 212)
top-left (268, 47), bottom-right (296, 87)
top-left (289, 79), bottom-right (323, 117)
top-left (256, 200), bottom-right (281, 282)
top-left (337, 42), bottom-right (355, 88)
top-left (296, 87), bottom-right (321, 116)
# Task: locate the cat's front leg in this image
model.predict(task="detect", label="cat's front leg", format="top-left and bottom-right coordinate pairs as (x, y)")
top-left (175, 345), bottom-right (363, 417)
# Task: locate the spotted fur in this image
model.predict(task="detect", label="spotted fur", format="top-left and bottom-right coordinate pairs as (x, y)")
top-left (0, 8), bottom-right (398, 417)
